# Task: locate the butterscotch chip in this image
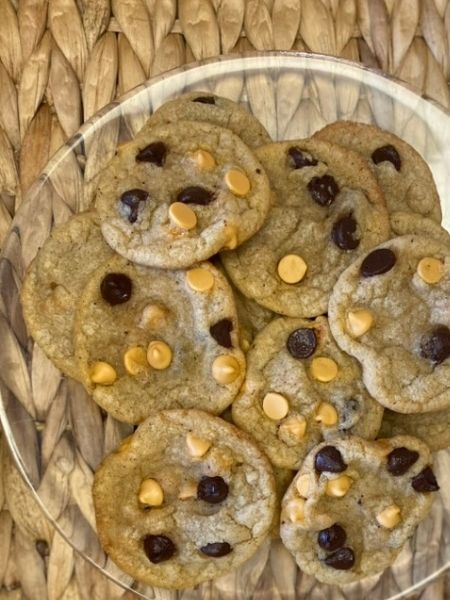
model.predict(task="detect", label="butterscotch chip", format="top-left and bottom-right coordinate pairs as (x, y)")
top-left (277, 254), bottom-right (307, 284)
top-left (212, 355), bottom-right (241, 384)
top-left (225, 168), bottom-right (251, 196)
top-left (310, 357), bottom-right (338, 382)
top-left (376, 504), bottom-right (401, 528)
top-left (139, 478), bottom-right (164, 506)
top-left (179, 481), bottom-right (197, 500)
top-left (325, 474), bottom-right (353, 497)
top-left (191, 149), bottom-right (216, 171)
top-left (147, 341), bottom-right (172, 370)
top-left (139, 304), bottom-right (167, 329)
top-left (279, 414), bottom-right (306, 438)
top-left (90, 361), bottom-right (117, 385)
top-left (417, 257), bottom-right (444, 284)
top-left (123, 346), bottom-right (148, 375)
top-left (346, 309), bottom-right (374, 337)
top-left (186, 268), bottom-right (214, 292)
top-left (284, 498), bottom-right (305, 523)
top-left (315, 402), bottom-right (338, 426)
top-left (263, 392), bottom-right (289, 421)
top-left (169, 202), bottom-right (197, 230)
top-left (222, 225), bottom-right (239, 250)
top-left (296, 474), bottom-right (311, 498)
top-left (186, 433), bottom-right (211, 457)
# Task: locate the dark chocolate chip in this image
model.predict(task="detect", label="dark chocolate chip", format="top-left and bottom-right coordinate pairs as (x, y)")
top-left (136, 141), bottom-right (167, 166)
top-left (286, 328), bottom-right (317, 359)
top-left (120, 188), bottom-right (149, 223)
top-left (100, 273), bottom-right (132, 305)
top-left (420, 325), bottom-right (450, 364)
top-left (143, 534), bottom-right (176, 563)
top-left (197, 476), bottom-right (229, 504)
top-left (387, 447), bottom-right (419, 476)
top-left (314, 446), bottom-right (347, 474)
top-left (324, 547), bottom-right (355, 570)
top-left (35, 539), bottom-right (49, 558)
top-left (193, 96), bottom-right (216, 104)
top-left (177, 186), bottom-right (214, 205)
top-left (411, 466), bottom-right (439, 492)
top-left (360, 248), bottom-right (396, 277)
top-left (371, 145), bottom-right (401, 171)
top-left (210, 319), bottom-right (233, 348)
top-left (288, 146), bottom-right (318, 169)
top-left (200, 542), bottom-right (232, 557)
top-left (331, 214), bottom-right (360, 250)
top-left (318, 524), bottom-right (347, 552)
top-left (307, 174), bottom-right (340, 207)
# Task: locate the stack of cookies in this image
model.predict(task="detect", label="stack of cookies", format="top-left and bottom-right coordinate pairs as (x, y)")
top-left (21, 92), bottom-right (449, 590)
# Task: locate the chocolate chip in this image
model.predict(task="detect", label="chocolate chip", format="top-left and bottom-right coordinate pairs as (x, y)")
top-left (411, 466), bottom-right (439, 492)
top-left (371, 145), bottom-right (401, 171)
top-left (307, 174), bottom-right (339, 207)
top-left (200, 542), bottom-right (232, 557)
top-left (360, 248), bottom-right (396, 277)
top-left (193, 96), bottom-right (216, 104)
top-left (120, 188), bottom-right (149, 223)
top-left (314, 446), bottom-right (347, 474)
top-left (287, 328), bottom-right (317, 359)
top-left (143, 534), bottom-right (176, 563)
top-left (197, 476), bottom-right (229, 504)
top-left (100, 273), bottom-right (132, 305)
top-left (420, 325), bottom-right (450, 364)
top-left (387, 447), bottom-right (419, 476)
top-left (331, 214), bottom-right (360, 250)
top-left (318, 524), bottom-right (347, 552)
top-left (136, 141), bottom-right (166, 166)
top-left (177, 186), bottom-right (214, 205)
top-left (35, 539), bottom-right (49, 558)
top-left (210, 319), bottom-right (233, 348)
top-left (324, 547), bottom-right (355, 570)
top-left (287, 146), bottom-right (318, 169)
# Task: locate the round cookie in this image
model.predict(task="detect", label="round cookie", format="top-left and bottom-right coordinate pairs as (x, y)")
top-left (221, 139), bottom-right (390, 317)
top-left (21, 211), bottom-right (113, 380)
top-left (95, 120), bottom-right (271, 269)
top-left (280, 436), bottom-right (438, 585)
top-left (93, 409), bottom-right (276, 589)
top-left (313, 121), bottom-right (442, 223)
top-left (389, 211), bottom-right (450, 241)
top-left (74, 257), bottom-right (245, 423)
top-left (232, 317), bottom-right (383, 469)
top-left (379, 408), bottom-right (450, 452)
top-left (328, 235), bottom-right (450, 413)
top-left (140, 92), bottom-right (271, 149)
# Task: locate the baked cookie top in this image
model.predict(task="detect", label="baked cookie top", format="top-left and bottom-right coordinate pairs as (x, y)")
top-left (221, 139), bottom-right (390, 317)
top-left (95, 120), bottom-right (271, 269)
top-left (389, 211), bottom-right (450, 242)
top-left (380, 407), bottom-right (450, 452)
top-left (93, 409), bottom-right (276, 589)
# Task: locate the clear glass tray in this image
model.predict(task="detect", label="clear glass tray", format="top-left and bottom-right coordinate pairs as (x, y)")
top-left (1, 52), bottom-right (450, 599)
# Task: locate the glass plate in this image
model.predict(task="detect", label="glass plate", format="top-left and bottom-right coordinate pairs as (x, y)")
top-left (1, 52), bottom-right (449, 600)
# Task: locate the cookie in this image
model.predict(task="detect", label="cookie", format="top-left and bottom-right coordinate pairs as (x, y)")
top-left (379, 408), bottom-right (450, 452)
top-left (232, 317), bottom-right (383, 469)
top-left (389, 211), bottom-right (450, 241)
top-left (21, 211), bottom-right (113, 379)
top-left (280, 436), bottom-right (438, 585)
top-left (313, 121), bottom-right (442, 223)
top-left (232, 285), bottom-right (274, 351)
top-left (140, 92), bottom-right (271, 149)
top-left (93, 409), bottom-right (276, 589)
top-left (74, 256), bottom-right (246, 423)
top-left (221, 139), bottom-right (390, 317)
top-left (95, 120), bottom-right (271, 269)
top-left (328, 235), bottom-right (450, 413)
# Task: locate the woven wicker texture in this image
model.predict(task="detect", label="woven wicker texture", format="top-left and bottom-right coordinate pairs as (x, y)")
top-left (1, 1), bottom-right (450, 599)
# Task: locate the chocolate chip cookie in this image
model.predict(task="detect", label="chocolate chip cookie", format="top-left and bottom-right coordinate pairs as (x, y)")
top-left (389, 211), bottom-right (450, 242)
top-left (232, 317), bottom-right (383, 469)
top-left (74, 257), bottom-right (245, 423)
top-left (379, 408), bottom-right (450, 452)
top-left (221, 139), bottom-right (390, 317)
top-left (280, 436), bottom-right (438, 585)
top-left (95, 120), bottom-right (271, 269)
top-left (93, 409), bottom-right (276, 589)
top-left (328, 235), bottom-right (450, 413)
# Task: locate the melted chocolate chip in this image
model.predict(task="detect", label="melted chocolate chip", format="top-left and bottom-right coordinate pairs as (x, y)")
top-left (411, 466), bottom-right (439, 492)
top-left (287, 146), bottom-right (318, 169)
top-left (287, 328), bottom-right (317, 359)
top-left (200, 542), bottom-right (232, 557)
top-left (318, 524), bottom-right (347, 552)
top-left (100, 273), bottom-right (132, 305)
top-left (120, 188), bottom-right (149, 223)
top-left (360, 248), bottom-right (396, 277)
top-left (307, 174), bottom-right (340, 207)
top-left (314, 446), bottom-right (347, 474)
top-left (177, 186), bottom-right (214, 205)
top-left (324, 547), bottom-right (355, 570)
top-left (193, 96), bottom-right (216, 104)
top-left (420, 325), bottom-right (450, 364)
top-left (371, 145), bottom-right (401, 171)
top-left (331, 214), bottom-right (360, 250)
top-left (143, 534), bottom-right (176, 563)
top-left (387, 447), bottom-right (419, 476)
top-left (210, 319), bottom-right (233, 348)
top-left (136, 141), bottom-right (167, 166)
top-left (197, 476), bottom-right (229, 504)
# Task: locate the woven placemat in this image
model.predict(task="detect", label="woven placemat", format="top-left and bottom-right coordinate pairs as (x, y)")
top-left (1, 1), bottom-right (450, 598)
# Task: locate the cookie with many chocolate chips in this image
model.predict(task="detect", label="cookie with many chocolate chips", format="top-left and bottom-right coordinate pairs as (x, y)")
top-left (95, 120), bottom-right (271, 269)
top-left (329, 235), bottom-right (450, 413)
top-left (93, 409), bottom-right (276, 589)
top-left (280, 436), bottom-right (438, 585)
top-left (232, 317), bottom-right (383, 469)
top-left (74, 256), bottom-right (245, 423)
top-left (379, 407), bottom-right (450, 452)
top-left (221, 139), bottom-right (390, 317)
